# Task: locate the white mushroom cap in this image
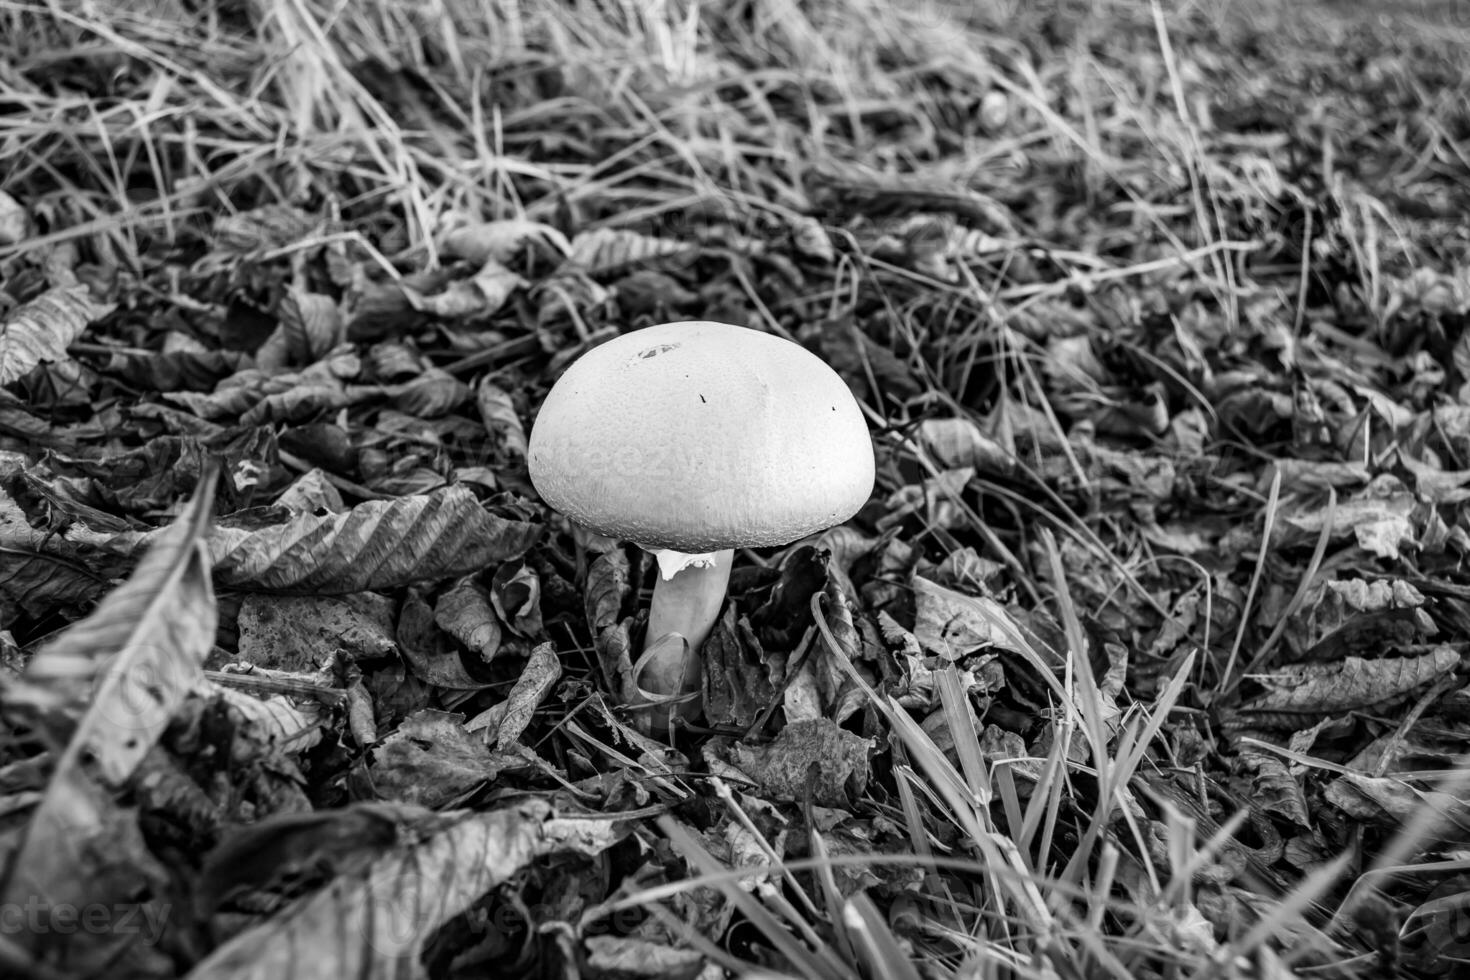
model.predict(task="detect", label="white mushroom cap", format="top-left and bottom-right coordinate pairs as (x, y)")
top-left (528, 321), bottom-right (875, 554)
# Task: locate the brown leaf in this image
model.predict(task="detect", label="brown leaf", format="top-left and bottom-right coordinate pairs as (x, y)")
top-left (365, 709), bottom-right (508, 807)
top-left (565, 227), bottom-right (692, 276)
top-left (493, 641), bottom-right (561, 750)
top-left (440, 219), bottom-right (571, 265)
top-left (398, 590), bottom-right (492, 690)
top-left (491, 559), bottom-right (544, 637)
top-left (475, 377), bottom-right (529, 457)
top-left (385, 367), bottom-right (471, 417)
top-left (703, 607), bottom-right (776, 730)
top-left (12, 474), bottom-right (217, 782)
top-left (1238, 647), bottom-right (1460, 718)
top-left (718, 718), bottom-right (871, 807)
top-left (197, 802), bottom-right (433, 914)
top-left (585, 548), bottom-right (632, 636)
top-left (188, 801), bottom-right (621, 980)
top-left (212, 203), bottom-right (322, 254)
top-left (0, 283), bottom-right (114, 384)
top-left (435, 577), bottom-right (503, 660)
top-left (238, 592), bottom-right (398, 669)
top-left (205, 485), bottom-right (540, 592)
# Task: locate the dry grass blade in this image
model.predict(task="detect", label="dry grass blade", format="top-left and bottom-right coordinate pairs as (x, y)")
top-left (186, 801), bottom-right (621, 980)
top-left (0, 283), bottom-right (114, 384)
top-left (657, 816), bottom-right (849, 980)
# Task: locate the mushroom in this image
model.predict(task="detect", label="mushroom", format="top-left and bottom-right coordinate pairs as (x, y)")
top-left (527, 320), bottom-right (874, 734)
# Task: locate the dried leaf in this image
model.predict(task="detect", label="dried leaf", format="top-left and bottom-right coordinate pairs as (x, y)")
top-left (585, 548), bottom-right (632, 637)
top-left (398, 590), bottom-right (492, 690)
top-left (239, 592), bottom-right (397, 669)
top-left (187, 801), bottom-right (620, 980)
top-left (258, 288), bottom-right (343, 370)
top-left (1239, 746), bottom-right (1312, 828)
top-left (205, 485), bottom-right (540, 592)
top-left (565, 227), bottom-right (691, 275)
top-left (0, 189), bottom-right (28, 246)
top-left (703, 607), bottom-right (776, 730)
top-left (12, 474), bottom-right (217, 782)
top-left (365, 709), bottom-right (508, 807)
top-left (1239, 647), bottom-right (1460, 717)
top-left (441, 219), bottom-right (572, 264)
top-left (789, 214), bottom-right (834, 263)
top-left (1323, 772), bottom-right (1470, 830)
top-left (404, 259), bottom-right (525, 319)
top-left (198, 802), bottom-right (430, 915)
top-left (911, 575), bottom-right (1049, 665)
top-left (595, 619), bottom-right (637, 703)
top-left (584, 936), bottom-right (704, 979)
top-left (491, 560), bottom-right (544, 637)
top-left (385, 367), bottom-right (471, 417)
top-left (476, 378), bottom-right (528, 457)
top-left (494, 642), bottom-right (561, 750)
top-left (212, 203), bottom-right (321, 254)
top-left (718, 718), bottom-right (871, 806)
top-left (435, 577), bottom-right (503, 660)
top-left (0, 283), bottom-right (114, 384)
top-left (918, 417), bottom-right (1015, 475)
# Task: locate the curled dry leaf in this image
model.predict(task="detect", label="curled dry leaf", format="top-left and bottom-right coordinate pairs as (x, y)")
top-left (440, 218), bottom-right (572, 265)
top-left (186, 801), bottom-right (621, 980)
top-left (911, 575), bottom-right (1053, 670)
top-left (257, 288), bottom-right (344, 370)
top-left (493, 641), bottom-right (562, 750)
top-left (398, 590), bottom-right (495, 690)
top-left (1, 476), bottom-right (216, 969)
top-left (197, 801), bottom-right (434, 915)
top-left (365, 709), bottom-right (508, 808)
top-left (714, 718), bottom-right (871, 807)
top-left (703, 607), bottom-right (775, 730)
top-left (404, 258), bottom-right (526, 319)
top-left (918, 417), bottom-right (1015, 475)
top-left (206, 485), bottom-right (541, 592)
top-left (0, 283), bottom-right (115, 384)
top-left (12, 471), bottom-right (218, 782)
top-left (385, 367), bottom-right (472, 417)
top-left (564, 227), bottom-right (691, 275)
top-left (212, 203), bottom-right (322, 254)
top-left (0, 188), bottom-right (29, 246)
top-left (1238, 647), bottom-right (1461, 718)
top-left (237, 593), bottom-right (398, 669)
top-left (435, 577), bottom-right (503, 660)
top-left (1239, 746), bottom-right (1312, 829)
top-left (476, 377), bottom-right (529, 457)
top-left (491, 560), bottom-right (544, 637)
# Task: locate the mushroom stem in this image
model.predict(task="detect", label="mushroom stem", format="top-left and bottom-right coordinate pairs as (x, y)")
top-left (631, 548), bottom-right (734, 732)
top-left (646, 548), bottom-right (734, 657)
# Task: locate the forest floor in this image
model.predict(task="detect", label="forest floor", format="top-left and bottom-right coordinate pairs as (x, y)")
top-left (3, 0), bottom-right (1470, 977)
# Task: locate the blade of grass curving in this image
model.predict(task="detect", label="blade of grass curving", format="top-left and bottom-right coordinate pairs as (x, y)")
top-left (936, 663), bottom-right (989, 802)
top-left (658, 816), bottom-right (848, 980)
top-left (1193, 852), bottom-right (1352, 980)
top-left (843, 893), bottom-right (925, 980)
top-left (1218, 468), bottom-right (1282, 692)
top-left (1223, 488), bottom-right (1336, 699)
